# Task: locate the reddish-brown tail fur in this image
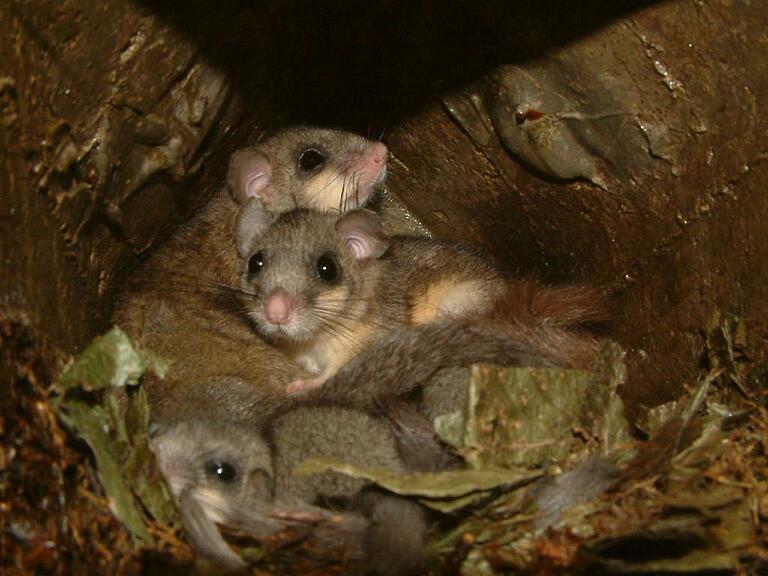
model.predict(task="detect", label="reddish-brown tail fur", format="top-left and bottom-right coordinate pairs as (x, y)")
top-left (492, 279), bottom-right (610, 329)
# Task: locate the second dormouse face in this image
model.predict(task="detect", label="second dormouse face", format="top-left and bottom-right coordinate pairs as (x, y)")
top-left (228, 127), bottom-right (388, 214)
top-left (237, 207), bottom-right (389, 343)
top-left (151, 420), bottom-right (275, 525)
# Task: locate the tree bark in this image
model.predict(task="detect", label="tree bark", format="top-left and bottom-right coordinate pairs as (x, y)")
top-left (1, 0), bottom-right (766, 515)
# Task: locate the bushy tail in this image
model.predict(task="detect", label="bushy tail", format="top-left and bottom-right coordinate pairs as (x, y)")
top-left (309, 318), bottom-right (598, 409)
top-left (493, 278), bottom-right (610, 329)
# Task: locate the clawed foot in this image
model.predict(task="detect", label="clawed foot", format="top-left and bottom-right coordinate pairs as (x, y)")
top-left (286, 377), bottom-right (324, 394)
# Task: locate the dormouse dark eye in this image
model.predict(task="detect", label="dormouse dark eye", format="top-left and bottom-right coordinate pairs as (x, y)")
top-left (316, 253), bottom-right (340, 283)
top-left (298, 148), bottom-right (326, 172)
top-left (204, 460), bottom-right (238, 484)
top-left (248, 251), bottom-right (265, 275)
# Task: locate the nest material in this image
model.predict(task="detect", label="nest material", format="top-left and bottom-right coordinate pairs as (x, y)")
top-left (2, 313), bottom-right (767, 575)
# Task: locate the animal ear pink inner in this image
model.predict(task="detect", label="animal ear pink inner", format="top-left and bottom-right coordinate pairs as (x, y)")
top-left (227, 148), bottom-right (273, 204)
top-left (346, 235), bottom-right (373, 259)
top-left (245, 171), bottom-right (271, 201)
top-left (335, 209), bottom-right (389, 260)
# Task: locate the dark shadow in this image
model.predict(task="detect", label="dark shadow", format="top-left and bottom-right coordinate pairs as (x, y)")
top-left (134, 0), bottom-right (660, 133)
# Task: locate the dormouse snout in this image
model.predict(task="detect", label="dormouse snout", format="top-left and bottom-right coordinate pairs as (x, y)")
top-left (368, 141), bottom-right (388, 166)
top-left (356, 142), bottom-right (388, 188)
top-left (264, 288), bottom-right (297, 326)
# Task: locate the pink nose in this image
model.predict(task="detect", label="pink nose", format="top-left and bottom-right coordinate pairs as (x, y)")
top-left (369, 141), bottom-right (388, 165)
top-left (355, 142), bottom-right (388, 190)
top-left (263, 289), bottom-right (295, 325)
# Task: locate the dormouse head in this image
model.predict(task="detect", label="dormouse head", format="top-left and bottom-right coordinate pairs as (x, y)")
top-left (227, 127), bottom-right (388, 214)
top-left (151, 420), bottom-right (275, 526)
top-left (238, 206), bottom-right (389, 343)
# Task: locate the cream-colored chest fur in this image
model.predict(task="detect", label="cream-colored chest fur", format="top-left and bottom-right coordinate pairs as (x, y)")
top-left (290, 319), bottom-right (375, 379)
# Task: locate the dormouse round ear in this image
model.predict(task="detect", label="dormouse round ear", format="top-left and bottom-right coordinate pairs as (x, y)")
top-left (335, 209), bottom-right (389, 260)
top-left (235, 198), bottom-right (275, 258)
top-left (227, 147), bottom-right (273, 204)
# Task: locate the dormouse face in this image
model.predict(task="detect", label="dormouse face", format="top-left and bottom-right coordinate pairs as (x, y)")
top-left (228, 127), bottom-right (388, 214)
top-left (239, 208), bottom-right (389, 344)
top-left (152, 421), bottom-right (274, 525)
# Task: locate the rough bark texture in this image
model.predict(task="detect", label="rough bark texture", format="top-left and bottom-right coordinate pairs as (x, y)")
top-left (1, 0), bottom-right (767, 512)
top-left (0, 0), bottom-right (250, 361)
top-left (385, 1), bottom-right (768, 412)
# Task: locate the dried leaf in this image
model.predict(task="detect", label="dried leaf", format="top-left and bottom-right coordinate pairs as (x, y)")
top-left (433, 410), bottom-right (465, 450)
top-left (440, 326), bottom-right (765, 576)
top-left (463, 365), bottom-right (594, 468)
top-left (585, 549), bottom-right (740, 574)
top-left (294, 457), bottom-right (541, 500)
top-left (420, 491), bottom-right (493, 513)
top-left (705, 309), bottom-right (750, 395)
top-left (461, 343), bottom-right (631, 469)
top-left (640, 399), bottom-right (682, 437)
top-left (664, 484), bottom-right (743, 511)
top-left (590, 342), bottom-right (633, 461)
top-left (580, 498), bottom-right (754, 574)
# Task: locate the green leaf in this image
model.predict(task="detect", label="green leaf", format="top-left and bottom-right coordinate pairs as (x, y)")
top-left (57, 326), bottom-right (168, 392)
top-left (56, 397), bottom-right (153, 543)
top-left (53, 326), bottom-right (175, 544)
top-left (122, 384), bottom-right (176, 524)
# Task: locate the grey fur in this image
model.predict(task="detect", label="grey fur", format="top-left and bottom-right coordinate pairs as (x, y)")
top-left (113, 128), bottom-right (389, 428)
top-left (304, 319), bottom-right (598, 409)
top-left (153, 404), bottom-right (435, 574)
top-left (236, 208), bottom-right (601, 398)
top-left (355, 491), bottom-right (430, 576)
top-left (270, 406), bottom-right (407, 504)
top-left (228, 127), bottom-right (387, 213)
top-left (530, 457), bottom-right (620, 528)
top-left (238, 209), bottom-right (406, 356)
